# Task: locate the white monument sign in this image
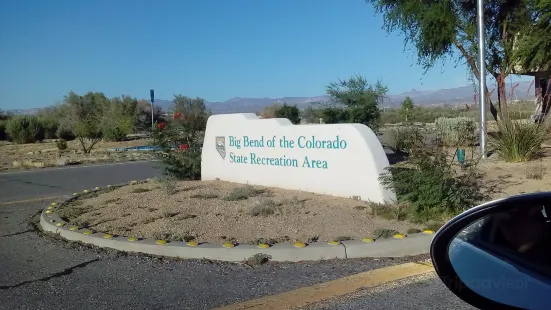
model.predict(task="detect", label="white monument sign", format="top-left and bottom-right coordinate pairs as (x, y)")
top-left (201, 113), bottom-right (396, 204)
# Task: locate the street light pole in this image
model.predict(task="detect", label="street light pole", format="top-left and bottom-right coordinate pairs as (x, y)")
top-left (477, 0), bottom-right (487, 158)
top-left (151, 102), bottom-right (154, 131)
top-left (150, 89), bottom-right (155, 131)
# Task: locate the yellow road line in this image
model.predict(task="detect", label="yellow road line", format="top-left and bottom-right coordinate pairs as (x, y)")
top-left (0, 196), bottom-right (61, 206)
top-left (213, 261), bottom-right (434, 310)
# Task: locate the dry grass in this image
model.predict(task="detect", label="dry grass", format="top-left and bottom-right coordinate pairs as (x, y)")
top-left (0, 139), bottom-right (154, 172)
top-left (56, 180), bottom-right (418, 244)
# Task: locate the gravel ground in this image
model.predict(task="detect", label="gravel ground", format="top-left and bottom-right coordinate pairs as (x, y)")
top-left (56, 180), bottom-right (422, 245)
top-left (0, 139), bottom-right (155, 172)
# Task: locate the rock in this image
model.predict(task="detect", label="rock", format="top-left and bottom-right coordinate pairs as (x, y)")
top-left (26, 151), bottom-right (34, 155)
top-left (56, 157), bottom-right (70, 166)
top-left (32, 162), bottom-right (45, 168)
top-left (12, 161), bottom-right (21, 167)
top-left (22, 160), bottom-right (45, 168)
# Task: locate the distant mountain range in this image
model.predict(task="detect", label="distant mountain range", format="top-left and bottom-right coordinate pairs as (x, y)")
top-left (152, 80), bottom-right (537, 114)
top-left (7, 80), bottom-right (536, 115)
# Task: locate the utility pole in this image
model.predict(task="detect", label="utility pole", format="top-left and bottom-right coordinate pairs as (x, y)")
top-left (477, 0), bottom-right (487, 158)
top-left (150, 89), bottom-right (155, 131)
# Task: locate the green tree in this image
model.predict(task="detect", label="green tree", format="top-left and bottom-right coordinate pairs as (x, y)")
top-left (399, 97), bottom-right (415, 123)
top-left (136, 99), bottom-right (164, 131)
top-left (260, 103), bottom-right (283, 118)
top-left (274, 103), bottom-right (301, 124)
top-left (326, 74), bottom-right (387, 131)
top-left (301, 105), bottom-right (324, 124)
top-left (63, 91), bottom-right (108, 153)
top-left (101, 95), bottom-right (138, 141)
top-left (366, 0), bottom-right (550, 123)
top-left (320, 105), bottom-right (350, 124)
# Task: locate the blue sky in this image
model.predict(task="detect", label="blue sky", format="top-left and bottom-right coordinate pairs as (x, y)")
top-left (0, 0), bottom-right (530, 110)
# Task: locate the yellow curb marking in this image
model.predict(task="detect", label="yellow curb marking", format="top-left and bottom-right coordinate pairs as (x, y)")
top-left (103, 234), bottom-right (113, 239)
top-left (55, 222), bottom-right (65, 227)
top-left (393, 234), bottom-right (406, 239)
top-left (156, 240), bottom-right (167, 245)
top-left (214, 261), bottom-right (434, 310)
top-left (0, 196), bottom-right (62, 207)
top-left (83, 230), bottom-right (93, 235)
top-left (45, 210), bottom-right (52, 214)
top-left (423, 230), bottom-right (435, 234)
top-left (293, 242), bottom-right (306, 248)
top-left (362, 238), bottom-right (374, 242)
top-left (187, 241), bottom-right (198, 247)
top-left (128, 237), bottom-right (137, 242)
top-left (328, 241), bottom-right (340, 245)
top-left (257, 243), bottom-right (269, 249)
top-left (69, 226), bottom-right (79, 231)
top-left (223, 242), bottom-right (235, 248)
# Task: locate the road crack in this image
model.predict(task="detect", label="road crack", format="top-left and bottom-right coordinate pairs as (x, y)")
top-left (0, 258), bottom-right (100, 290)
top-left (0, 229), bottom-right (34, 237)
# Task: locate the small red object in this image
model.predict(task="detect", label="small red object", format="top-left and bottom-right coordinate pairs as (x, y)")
top-left (157, 122), bottom-right (166, 129)
top-left (179, 144), bottom-right (189, 150)
top-left (173, 112), bottom-right (182, 119)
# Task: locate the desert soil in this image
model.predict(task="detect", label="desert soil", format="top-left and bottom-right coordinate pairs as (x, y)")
top-left (0, 138), bottom-right (155, 172)
top-left (56, 146), bottom-right (551, 245)
top-left (57, 180), bottom-right (424, 245)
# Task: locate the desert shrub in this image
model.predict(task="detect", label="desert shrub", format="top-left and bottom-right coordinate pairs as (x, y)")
top-left (224, 185), bottom-right (262, 201)
top-left (5, 115), bottom-right (45, 144)
top-left (248, 198), bottom-right (281, 216)
top-left (56, 122), bottom-right (76, 140)
top-left (102, 126), bottom-right (128, 142)
top-left (388, 126), bottom-right (423, 154)
top-left (379, 143), bottom-right (485, 223)
top-left (152, 95), bottom-right (209, 180)
top-left (0, 120), bottom-right (8, 140)
top-left (490, 120), bottom-right (545, 162)
top-left (56, 139), bottom-right (68, 150)
top-left (435, 117), bottom-right (477, 147)
top-left (40, 118), bottom-right (59, 139)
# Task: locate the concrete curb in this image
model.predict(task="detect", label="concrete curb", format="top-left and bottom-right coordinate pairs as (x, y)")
top-left (39, 184), bottom-right (435, 262)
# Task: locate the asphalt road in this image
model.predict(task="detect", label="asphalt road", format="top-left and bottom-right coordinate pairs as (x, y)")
top-left (304, 273), bottom-right (474, 310)
top-left (0, 162), bottom-right (473, 310)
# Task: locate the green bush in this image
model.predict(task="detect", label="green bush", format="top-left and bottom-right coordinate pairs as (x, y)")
top-left (0, 120), bottom-right (8, 141)
top-left (5, 115), bottom-right (45, 144)
top-left (56, 139), bottom-right (68, 150)
top-left (388, 126), bottom-right (423, 154)
top-left (490, 120), bottom-right (546, 162)
top-left (56, 122), bottom-right (76, 141)
top-left (435, 117), bottom-right (477, 147)
top-left (40, 118), bottom-right (59, 139)
top-left (102, 126), bottom-right (128, 142)
top-left (379, 144), bottom-right (485, 223)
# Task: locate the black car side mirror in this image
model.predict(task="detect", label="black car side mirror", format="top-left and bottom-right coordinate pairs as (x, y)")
top-left (431, 192), bottom-right (551, 310)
